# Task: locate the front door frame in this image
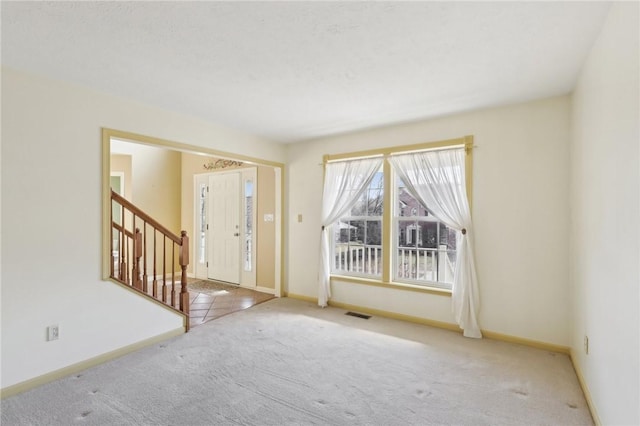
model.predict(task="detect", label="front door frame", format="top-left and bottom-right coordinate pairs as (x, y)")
top-left (194, 168), bottom-right (258, 288)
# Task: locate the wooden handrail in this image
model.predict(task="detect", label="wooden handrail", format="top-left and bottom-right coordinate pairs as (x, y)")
top-left (112, 221), bottom-right (134, 238)
top-left (110, 189), bottom-right (190, 331)
top-left (111, 190), bottom-right (182, 244)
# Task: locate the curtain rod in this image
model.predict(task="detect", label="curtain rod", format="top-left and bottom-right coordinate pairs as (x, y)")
top-left (321, 135), bottom-right (475, 165)
top-left (323, 144), bottom-right (477, 165)
top-left (324, 153), bottom-right (384, 164)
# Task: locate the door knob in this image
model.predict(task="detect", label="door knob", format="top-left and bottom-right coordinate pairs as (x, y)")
top-left (234, 233), bottom-right (240, 237)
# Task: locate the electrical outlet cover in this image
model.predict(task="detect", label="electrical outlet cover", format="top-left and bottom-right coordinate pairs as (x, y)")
top-left (47, 325), bottom-right (59, 341)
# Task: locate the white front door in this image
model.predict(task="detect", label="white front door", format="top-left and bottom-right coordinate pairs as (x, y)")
top-left (207, 172), bottom-right (241, 284)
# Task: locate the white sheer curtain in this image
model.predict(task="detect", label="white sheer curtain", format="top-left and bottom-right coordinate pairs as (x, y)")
top-left (389, 148), bottom-right (481, 338)
top-left (318, 157), bottom-right (383, 307)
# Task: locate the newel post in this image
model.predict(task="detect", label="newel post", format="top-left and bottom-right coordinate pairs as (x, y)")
top-left (179, 230), bottom-right (190, 318)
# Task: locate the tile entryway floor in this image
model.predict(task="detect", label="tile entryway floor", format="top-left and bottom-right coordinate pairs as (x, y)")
top-left (186, 279), bottom-right (274, 329)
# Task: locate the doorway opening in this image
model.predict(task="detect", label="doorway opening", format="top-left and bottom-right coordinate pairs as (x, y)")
top-left (102, 128), bottom-right (283, 298)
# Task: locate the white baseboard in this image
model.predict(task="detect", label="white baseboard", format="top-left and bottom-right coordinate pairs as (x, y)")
top-left (570, 350), bottom-right (601, 425)
top-left (255, 286), bottom-right (276, 295)
top-left (285, 293), bottom-right (571, 353)
top-left (0, 327), bottom-right (185, 399)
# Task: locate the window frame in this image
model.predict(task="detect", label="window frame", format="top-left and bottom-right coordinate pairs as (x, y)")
top-left (325, 135), bottom-right (474, 295)
top-left (330, 166), bottom-right (384, 279)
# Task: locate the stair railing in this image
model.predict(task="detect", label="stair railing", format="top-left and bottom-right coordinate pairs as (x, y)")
top-left (110, 190), bottom-right (190, 330)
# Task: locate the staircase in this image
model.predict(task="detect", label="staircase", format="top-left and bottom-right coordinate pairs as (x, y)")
top-left (110, 189), bottom-right (191, 330)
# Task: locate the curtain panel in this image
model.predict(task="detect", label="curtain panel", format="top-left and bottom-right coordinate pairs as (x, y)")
top-left (389, 148), bottom-right (482, 338)
top-left (318, 157), bottom-right (383, 307)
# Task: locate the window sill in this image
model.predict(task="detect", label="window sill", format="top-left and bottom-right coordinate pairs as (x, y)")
top-left (329, 275), bottom-right (452, 297)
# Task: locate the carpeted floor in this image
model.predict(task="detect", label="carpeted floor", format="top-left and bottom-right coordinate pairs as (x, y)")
top-left (1, 298), bottom-right (592, 425)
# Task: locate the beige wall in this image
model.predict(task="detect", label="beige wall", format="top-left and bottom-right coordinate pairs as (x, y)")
top-left (111, 141), bottom-right (182, 234)
top-left (256, 166), bottom-right (276, 289)
top-left (287, 95), bottom-right (572, 346)
top-left (110, 154), bottom-right (132, 200)
top-left (569, 3), bottom-right (639, 424)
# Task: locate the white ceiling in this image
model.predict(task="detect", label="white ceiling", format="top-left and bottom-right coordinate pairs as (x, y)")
top-left (2, 2), bottom-right (610, 143)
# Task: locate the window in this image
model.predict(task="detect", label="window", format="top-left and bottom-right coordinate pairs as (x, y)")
top-left (198, 183), bottom-right (207, 265)
top-left (395, 177), bottom-right (457, 289)
top-left (332, 169), bottom-right (383, 277)
top-left (327, 137), bottom-right (472, 292)
top-left (243, 178), bottom-right (253, 272)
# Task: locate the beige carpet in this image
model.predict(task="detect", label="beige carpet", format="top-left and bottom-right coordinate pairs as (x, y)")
top-left (1, 298), bottom-right (592, 425)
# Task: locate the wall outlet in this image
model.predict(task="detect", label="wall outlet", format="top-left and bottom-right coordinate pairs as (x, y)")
top-left (47, 325), bottom-right (59, 341)
top-left (264, 214), bottom-right (274, 222)
top-left (584, 335), bottom-right (589, 355)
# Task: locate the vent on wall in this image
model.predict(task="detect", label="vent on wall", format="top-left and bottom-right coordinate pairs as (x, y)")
top-left (345, 311), bottom-right (371, 320)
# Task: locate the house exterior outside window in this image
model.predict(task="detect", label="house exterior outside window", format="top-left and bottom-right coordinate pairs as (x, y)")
top-left (332, 170), bottom-right (384, 278)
